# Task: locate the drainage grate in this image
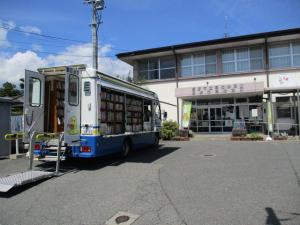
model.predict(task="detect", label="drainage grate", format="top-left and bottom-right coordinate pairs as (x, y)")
top-left (115, 215), bottom-right (130, 224)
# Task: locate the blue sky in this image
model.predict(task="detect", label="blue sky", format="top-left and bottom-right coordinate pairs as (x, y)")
top-left (0, 0), bottom-right (300, 84)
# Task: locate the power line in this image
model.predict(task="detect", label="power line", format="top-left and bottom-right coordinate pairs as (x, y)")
top-left (0, 26), bottom-right (130, 52)
top-left (0, 39), bottom-right (75, 49)
top-left (0, 22), bottom-right (131, 52)
top-left (0, 38), bottom-right (129, 54)
top-left (2, 44), bottom-right (118, 58)
top-left (0, 24), bottom-right (85, 43)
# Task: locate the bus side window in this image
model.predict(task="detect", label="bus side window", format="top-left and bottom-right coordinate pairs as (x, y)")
top-left (29, 77), bottom-right (41, 107)
top-left (144, 105), bottom-right (151, 122)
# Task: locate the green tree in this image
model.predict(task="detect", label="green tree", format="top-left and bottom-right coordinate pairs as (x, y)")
top-left (0, 82), bottom-right (22, 97)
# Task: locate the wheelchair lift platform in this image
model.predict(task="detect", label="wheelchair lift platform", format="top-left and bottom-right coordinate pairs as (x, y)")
top-left (0, 132), bottom-right (64, 193)
top-left (0, 170), bottom-right (54, 192)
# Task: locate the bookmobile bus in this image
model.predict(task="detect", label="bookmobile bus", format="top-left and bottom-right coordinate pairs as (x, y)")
top-left (0, 65), bottom-right (162, 192)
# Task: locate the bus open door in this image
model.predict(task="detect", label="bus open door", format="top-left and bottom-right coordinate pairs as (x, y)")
top-left (64, 67), bottom-right (81, 146)
top-left (24, 70), bottom-right (45, 141)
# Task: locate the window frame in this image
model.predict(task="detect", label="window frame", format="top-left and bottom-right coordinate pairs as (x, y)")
top-left (68, 74), bottom-right (79, 106)
top-left (269, 41), bottom-right (300, 69)
top-left (138, 57), bottom-right (176, 81)
top-left (29, 77), bottom-right (42, 107)
top-left (222, 47), bottom-right (264, 74)
top-left (180, 51), bottom-right (217, 78)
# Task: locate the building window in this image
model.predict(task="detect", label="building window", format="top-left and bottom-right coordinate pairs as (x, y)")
top-left (269, 42), bottom-right (300, 69)
top-left (160, 57), bottom-right (176, 79)
top-left (222, 47), bottom-right (263, 73)
top-left (276, 97), bottom-right (292, 118)
top-left (180, 51), bottom-right (216, 77)
top-left (138, 57), bottom-right (176, 81)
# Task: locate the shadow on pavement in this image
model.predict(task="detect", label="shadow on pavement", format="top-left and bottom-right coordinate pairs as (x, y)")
top-left (37, 144), bottom-right (180, 171)
top-left (265, 207), bottom-right (300, 225)
top-left (0, 145), bottom-right (180, 197)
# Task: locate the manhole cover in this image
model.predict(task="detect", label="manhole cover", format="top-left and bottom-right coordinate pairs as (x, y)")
top-left (105, 211), bottom-right (139, 225)
top-left (115, 215), bottom-right (130, 224)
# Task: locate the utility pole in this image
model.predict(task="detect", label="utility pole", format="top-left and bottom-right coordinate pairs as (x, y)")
top-left (224, 16), bottom-right (229, 38)
top-left (84, 0), bottom-right (105, 70)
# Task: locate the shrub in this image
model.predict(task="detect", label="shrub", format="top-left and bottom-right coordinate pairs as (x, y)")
top-left (161, 120), bottom-right (179, 140)
top-left (232, 128), bottom-right (247, 137)
top-left (188, 130), bottom-right (195, 138)
top-left (247, 132), bottom-right (264, 140)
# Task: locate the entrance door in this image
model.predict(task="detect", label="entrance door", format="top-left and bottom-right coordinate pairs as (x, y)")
top-left (24, 70), bottom-right (45, 137)
top-left (64, 67), bottom-right (81, 146)
top-left (209, 107), bottom-right (222, 132)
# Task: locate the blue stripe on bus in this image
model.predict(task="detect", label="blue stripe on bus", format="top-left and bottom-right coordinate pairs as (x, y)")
top-left (70, 132), bottom-right (157, 158)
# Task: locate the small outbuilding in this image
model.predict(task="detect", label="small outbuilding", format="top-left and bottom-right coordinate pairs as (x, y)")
top-left (0, 97), bottom-right (23, 158)
top-left (0, 97), bottom-right (12, 158)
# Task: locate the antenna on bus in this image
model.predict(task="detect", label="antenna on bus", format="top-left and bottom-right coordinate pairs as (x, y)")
top-left (84, 0), bottom-right (105, 70)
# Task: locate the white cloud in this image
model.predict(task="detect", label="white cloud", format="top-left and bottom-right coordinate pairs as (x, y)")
top-left (46, 43), bottom-right (132, 78)
top-left (19, 26), bottom-right (42, 35)
top-left (0, 43), bottom-right (132, 85)
top-left (0, 51), bottom-right (48, 84)
top-left (0, 20), bottom-right (16, 48)
top-left (31, 44), bottom-right (43, 52)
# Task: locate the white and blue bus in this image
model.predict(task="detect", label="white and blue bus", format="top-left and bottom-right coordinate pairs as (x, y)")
top-left (24, 65), bottom-right (161, 160)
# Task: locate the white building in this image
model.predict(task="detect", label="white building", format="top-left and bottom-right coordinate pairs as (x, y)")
top-left (117, 28), bottom-right (300, 134)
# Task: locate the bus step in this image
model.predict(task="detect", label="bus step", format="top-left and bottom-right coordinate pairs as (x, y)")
top-left (45, 139), bottom-right (65, 147)
top-left (44, 146), bottom-right (66, 151)
top-left (0, 170), bottom-right (53, 193)
top-left (39, 155), bottom-right (66, 162)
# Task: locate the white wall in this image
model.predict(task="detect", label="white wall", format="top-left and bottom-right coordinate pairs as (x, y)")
top-left (140, 81), bottom-right (178, 122)
top-left (140, 72), bottom-right (268, 125)
top-left (269, 70), bottom-right (300, 89)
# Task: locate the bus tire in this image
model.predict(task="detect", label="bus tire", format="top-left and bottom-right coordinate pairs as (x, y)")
top-left (153, 134), bottom-right (159, 148)
top-left (121, 139), bottom-right (131, 158)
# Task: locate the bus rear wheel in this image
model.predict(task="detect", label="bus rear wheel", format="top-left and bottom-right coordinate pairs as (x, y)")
top-left (120, 139), bottom-right (131, 158)
top-left (153, 134), bottom-right (159, 148)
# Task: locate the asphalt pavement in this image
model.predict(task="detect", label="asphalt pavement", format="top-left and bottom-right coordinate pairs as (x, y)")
top-left (0, 140), bottom-right (299, 225)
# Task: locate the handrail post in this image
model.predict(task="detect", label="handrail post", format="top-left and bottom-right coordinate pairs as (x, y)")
top-left (55, 133), bottom-right (64, 176)
top-left (28, 131), bottom-right (36, 170)
top-left (15, 138), bottom-right (19, 155)
top-left (297, 89), bottom-right (300, 139)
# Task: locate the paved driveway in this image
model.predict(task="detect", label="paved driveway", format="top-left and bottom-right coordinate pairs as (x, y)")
top-left (0, 140), bottom-right (300, 225)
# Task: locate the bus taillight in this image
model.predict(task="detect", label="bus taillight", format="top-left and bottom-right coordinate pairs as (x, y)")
top-left (81, 146), bottom-right (91, 153)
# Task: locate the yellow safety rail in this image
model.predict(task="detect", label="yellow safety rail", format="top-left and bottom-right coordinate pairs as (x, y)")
top-left (4, 133), bottom-right (24, 141)
top-left (35, 133), bottom-right (59, 141)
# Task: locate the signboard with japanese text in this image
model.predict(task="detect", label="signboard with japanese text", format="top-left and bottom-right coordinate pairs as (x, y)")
top-left (175, 82), bottom-right (264, 98)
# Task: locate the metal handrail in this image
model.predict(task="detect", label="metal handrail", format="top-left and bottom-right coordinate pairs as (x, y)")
top-left (28, 131), bottom-right (64, 176)
top-left (233, 121), bottom-right (300, 136)
top-left (4, 133), bottom-right (24, 141)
